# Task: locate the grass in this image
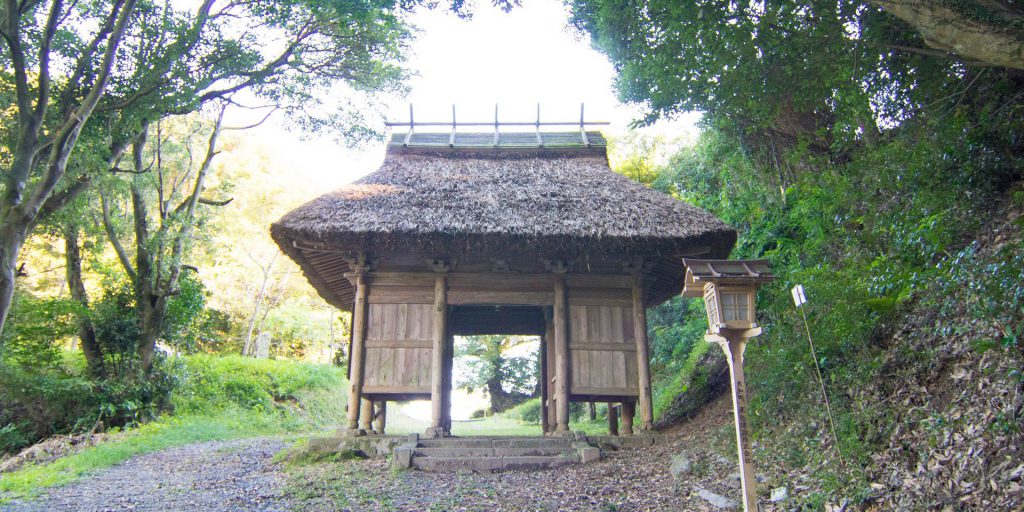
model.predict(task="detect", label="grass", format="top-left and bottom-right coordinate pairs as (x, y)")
top-left (383, 406), bottom-right (542, 436)
top-left (1, 349), bottom-right (633, 504)
top-left (0, 354), bottom-right (348, 502)
top-left (0, 411), bottom-right (291, 497)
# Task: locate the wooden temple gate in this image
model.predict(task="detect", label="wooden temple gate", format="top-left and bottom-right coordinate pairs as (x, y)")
top-left (341, 262), bottom-right (655, 437)
top-left (272, 113), bottom-right (737, 439)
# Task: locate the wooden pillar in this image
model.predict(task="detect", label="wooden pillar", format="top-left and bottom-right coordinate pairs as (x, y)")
top-left (607, 402), bottom-right (618, 436)
top-left (544, 309), bottom-right (558, 434)
top-left (345, 271), bottom-right (369, 431)
top-left (553, 273), bottom-right (570, 433)
top-left (359, 397), bottom-right (374, 432)
top-left (621, 401), bottom-right (635, 436)
top-left (715, 335), bottom-right (758, 512)
top-left (442, 332), bottom-right (454, 433)
top-left (374, 401), bottom-right (387, 434)
top-left (588, 402), bottom-right (597, 421)
top-left (428, 273), bottom-right (448, 437)
top-left (632, 275), bottom-right (654, 431)
top-left (540, 331), bottom-right (549, 434)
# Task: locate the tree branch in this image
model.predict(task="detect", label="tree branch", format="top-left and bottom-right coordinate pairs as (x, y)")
top-left (871, 0), bottom-right (1024, 70)
top-left (198, 196), bottom-right (233, 206)
top-left (100, 191), bottom-right (136, 282)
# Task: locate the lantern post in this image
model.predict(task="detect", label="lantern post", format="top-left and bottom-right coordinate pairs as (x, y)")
top-left (682, 259), bottom-right (774, 512)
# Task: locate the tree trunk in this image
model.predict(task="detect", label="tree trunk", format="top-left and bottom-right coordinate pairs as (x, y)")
top-left (487, 376), bottom-right (513, 413)
top-left (871, 0), bottom-right (1024, 70)
top-left (137, 293), bottom-right (166, 371)
top-left (64, 226), bottom-right (105, 377)
top-left (0, 220), bottom-right (29, 342)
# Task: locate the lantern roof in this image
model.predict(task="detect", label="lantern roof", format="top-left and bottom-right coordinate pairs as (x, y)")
top-left (682, 258), bottom-right (775, 297)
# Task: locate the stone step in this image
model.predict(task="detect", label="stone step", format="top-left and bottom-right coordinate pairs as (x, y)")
top-left (413, 445), bottom-right (571, 458)
top-left (416, 437), bottom-right (573, 449)
top-left (411, 454), bottom-right (579, 473)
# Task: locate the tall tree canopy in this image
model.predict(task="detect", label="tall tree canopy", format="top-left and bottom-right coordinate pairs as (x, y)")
top-left (0, 0), bottom-right (416, 338)
top-left (570, 0), bottom-right (1023, 171)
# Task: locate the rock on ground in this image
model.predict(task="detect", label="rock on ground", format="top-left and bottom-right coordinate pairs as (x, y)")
top-left (695, 487), bottom-right (739, 510)
top-left (2, 438), bottom-right (291, 512)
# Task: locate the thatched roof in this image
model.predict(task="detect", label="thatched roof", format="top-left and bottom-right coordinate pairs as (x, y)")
top-left (271, 132), bottom-right (736, 310)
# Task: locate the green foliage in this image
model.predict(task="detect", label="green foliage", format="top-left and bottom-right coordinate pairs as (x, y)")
top-left (0, 354), bottom-right (346, 498)
top-left (510, 397), bottom-right (542, 424)
top-left (0, 292), bottom-right (79, 369)
top-left (455, 335), bottom-right (538, 412)
top-left (0, 355), bottom-right (178, 454)
top-left (611, 112), bottom-right (1023, 501)
top-left (161, 273), bottom-right (209, 352)
top-left (171, 354), bottom-right (345, 418)
top-left (0, 353), bottom-right (345, 457)
top-left (90, 283), bottom-right (140, 373)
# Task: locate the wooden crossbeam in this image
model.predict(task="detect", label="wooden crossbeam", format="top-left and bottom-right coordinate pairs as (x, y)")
top-left (386, 103), bottom-right (610, 134)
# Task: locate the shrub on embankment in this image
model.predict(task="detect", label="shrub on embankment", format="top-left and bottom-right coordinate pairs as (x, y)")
top-left (638, 125), bottom-right (1024, 507)
top-left (0, 354), bottom-right (346, 455)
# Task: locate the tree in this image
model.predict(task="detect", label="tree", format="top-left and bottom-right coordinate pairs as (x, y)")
top-left (99, 112), bottom-right (229, 370)
top-left (456, 335), bottom-right (538, 413)
top-left (569, 0), bottom-right (1023, 172)
top-left (0, 0), bottom-right (138, 339)
top-left (0, 0), bottom-right (415, 341)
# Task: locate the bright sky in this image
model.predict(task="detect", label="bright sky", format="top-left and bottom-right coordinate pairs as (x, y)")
top-left (238, 0), bottom-right (699, 191)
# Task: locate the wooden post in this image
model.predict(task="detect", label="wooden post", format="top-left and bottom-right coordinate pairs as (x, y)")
top-left (621, 401), bottom-right (635, 436)
top-left (540, 332), bottom-right (549, 434)
top-left (428, 273), bottom-right (448, 437)
top-left (712, 334), bottom-right (758, 512)
top-left (588, 402), bottom-right (597, 421)
top-left (545, 309), bottom-right (558, 434)
top-left (374, 401), bottom-right (387, 434)
top-left (359, 398), bottom-right (374, 432)
top-left (607, 402), bottom-right (618, 436)
top-left (442, 332), bottom-right (454, 434)
top-left (632, 275), bottom-right (654, 431)
top-left (346, 271), bottom-right (369, 432)
top-left (553, 273), bottom-right (570, 433)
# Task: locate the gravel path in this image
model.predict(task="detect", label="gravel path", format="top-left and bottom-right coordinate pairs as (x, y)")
top-left (3, 399), bottom-right (758, 512)
top-left (2, 438), bottom-right (291, 512)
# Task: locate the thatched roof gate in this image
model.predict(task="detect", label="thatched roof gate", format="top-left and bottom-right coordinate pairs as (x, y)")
top-left (272, 127), bottom-right (735, 438)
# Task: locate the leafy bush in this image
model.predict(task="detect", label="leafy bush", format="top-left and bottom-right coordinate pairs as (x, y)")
top-left (0, 355), bottom-right (177, 454)
top-left (0, 353), bottom-right (345, 455)
top-left (511, 397), bottom-right (542, 424)
top-left (170, 354), bottom-right (345, 417)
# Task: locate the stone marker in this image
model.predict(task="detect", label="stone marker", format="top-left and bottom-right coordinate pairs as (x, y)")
top-left (254, 332), bottom-right (271, 358)
top-left (770, 487), bottom-right (789, 502)
top-left (670, 452), bottom-right (692, 479)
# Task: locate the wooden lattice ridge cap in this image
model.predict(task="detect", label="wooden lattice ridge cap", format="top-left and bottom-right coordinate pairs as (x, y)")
top-left (384, 103), bottom-right (611, 151)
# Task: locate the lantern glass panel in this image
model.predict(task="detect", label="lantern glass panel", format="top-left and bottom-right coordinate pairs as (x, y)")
top-left (703, 284), bottom-right (720, 326)
top-left (721, 292), bottom-right (749, 321)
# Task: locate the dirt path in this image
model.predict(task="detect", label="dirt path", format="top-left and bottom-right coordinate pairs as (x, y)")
top-left (2, 438), bottom-right (292, 512)
top-left (288, 399), bottom-right (759, 512)
top-left (3, 399), bottom-right (758, 512)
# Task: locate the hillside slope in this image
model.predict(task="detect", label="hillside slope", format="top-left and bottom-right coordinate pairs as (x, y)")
top-left (662, 190), bottom-right (1024, 509)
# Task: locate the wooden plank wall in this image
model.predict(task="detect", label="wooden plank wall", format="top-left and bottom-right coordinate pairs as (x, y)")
top-left (363, 302), bottom-right (434, 395)
top-left (568, 288), bottom-right (639, 397)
